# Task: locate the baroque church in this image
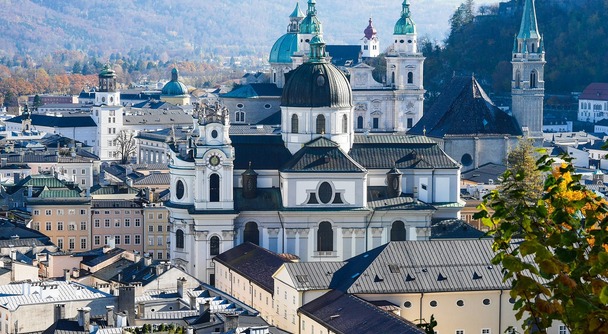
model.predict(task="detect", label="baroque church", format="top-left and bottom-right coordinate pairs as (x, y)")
top-left (166, 0), bottom-right (545, 283)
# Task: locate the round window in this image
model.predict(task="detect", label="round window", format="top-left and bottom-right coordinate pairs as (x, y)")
top-left (430, 300), bottom-right (438, 307)
top-left (264, 104), bottom-right (271, 109)
top-left (237, 103), bottom-right (244, 109)
top-left (509, 297), bottom-right (516, 304)
top-left (404, 301), bottom-right (412, 308)
top-left (101, 97), bottom-right (106, 103)
top-left (456, 300), bottom-right (464, 307)
top-left (483, 298), bottom-right (491, 306)
top-left (461, 153), bottom-right (473, 167)
top-left (176, 180), bottom-right (185, 200)
top-left (318, 182), bottom-right (332, 204)
top-left (316, 75), bottom-right (326, 87)
top-left (211, 130), bottom-right (218, 139)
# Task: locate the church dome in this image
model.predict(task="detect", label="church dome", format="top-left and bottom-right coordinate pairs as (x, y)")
top-left (281, 36), bottom-right (352, 108)
top-left (364, 18), bottom-right (377, 40)
top-left (162, 68), bottom-right (188, 96)
top-left (269, 33), bottom-right (298, 64)
top-left (98, 64), bottom-right (116, 79)
top-left (394, 0), bottom-right (416, 35)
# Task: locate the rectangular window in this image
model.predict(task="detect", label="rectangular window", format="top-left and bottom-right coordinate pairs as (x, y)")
top-left (80, 238), bottom-right (87, 250)
top-left (148, 213), bottom-right (154, 219)
top-left (68, 238), bottom-right (75, 250)
top-left (115, 210), bottom-right (120, 215)
top-left (104, 211), bottom-right (110, 214)
top-left (114, 219), bottom-right (120, 227)
top-left (57, 209), bottom-right (64, 215)
top-left (57, 238), bottom-right (63, 249)
top-left (80, 222), bottom-right (87, 230)
top-left (68, 223), bottom-right (76, 231)
top-left (135, 235), bottom-right (141, 244)
top-left (114, 235), bottom-right (120, 245)
top-left (157, 213), bottom-right (163, 219)
top-left (157, 225), bottom-right (163, 232)
top-left (157, 252), bottom-right (163, 260)
top-left (124, 235), bottom-right (130, 244)
top-left (81, 169), bottom-right (86, 175)
top-left (33, 210), bottom-right (40, 215)
top-left (125, 210), bottom-right (130, 214)
top-left (94, 236), bottom-right (100, 245)
top-left (456, 330), bottom-right (465, 334)
top-left (135, 218), bottom-right (141, 227)
top-left (157, 236), bottom-right (163, 246)
top-left (558, 326), bottom-right (568, 334)
top-left (68, 209), bottom-right (75, 215)
top-left (104, 219), bottom-right (110, 227)
top-left (33, 222), bottom-right (40, 231)
top-left (124, 218), bottom-right (130, 227)
top-left (148, 237), bottom-right (154, 246)
top-left (407, 118), bottom-right (413, 128)
top-left (80, 209), bottom-right (87, 215)
top-left (57, 221), bottom-right (64, 231)
top-left (45, 210), bottom-right (52, 215)
top-left (372, 117), bottom-right (379, 129)
top-left (46, 222), bottom-right (52, 231)
top-left (94, 219), bottom-right (100, 228)
top-left (148, 225), bottom-right (154, 232)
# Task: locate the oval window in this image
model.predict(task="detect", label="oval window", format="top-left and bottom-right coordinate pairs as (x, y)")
top-left (400, 39), bottom-right (405, 44)
top-left (430, 300), bottom-right (438, 307)
top-left (456, 300), bottom-right (464, 307)
top-left (408, 40), bottom-right (412, 44)
top-left (316, 75), bottom-right (326, 87)
top-left (483, 298), bottom-right (491, 305)
top-left (461, 153), bottom-right (473, 167)
top-left (211, 130), bottom-right (218, 138)
top-left (318, 182), bottom-right (332, 204)
top-left (101, 97), bottom-right (106, 103)
top-left (264, 104), bottom-right (271, 109)
top-left (176, 180), bottom-right (185, 199)
top-left (237, 103), bottom-right (244, 109)
top-left (109, 96), bottom-right (114, 103)
top-left (404, 301), bottom-right (412, 308)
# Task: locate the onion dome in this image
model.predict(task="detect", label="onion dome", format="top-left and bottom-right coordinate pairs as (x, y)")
top-left (281, 35), bottom-right (352, 108)
top-left (162, 68), bottom-right (188, 96)
top-left (300, 0), bottom-right (322, 34)
top-left (394, 0), bottom-right (416, 35)
top-left (98, 64), bottom-right (116, 79)
top-left (364, 18), bottom-right (377, 40)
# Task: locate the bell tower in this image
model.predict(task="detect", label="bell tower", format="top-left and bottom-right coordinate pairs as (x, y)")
top-left (361, 18), bottom-right (379, 58)
top-left (511, 0), bottom-right (545, 138)
top-left (92, 65), bottom-right (123, 159)
top-left (385, 0), bottom-right (425, 131)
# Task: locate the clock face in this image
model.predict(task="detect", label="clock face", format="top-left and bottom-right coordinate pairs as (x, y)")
top-left (209, 155), bottom-right (220, 166)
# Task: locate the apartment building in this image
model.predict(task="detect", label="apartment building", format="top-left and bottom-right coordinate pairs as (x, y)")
top-left (91, 200), bottom-right (144, 254)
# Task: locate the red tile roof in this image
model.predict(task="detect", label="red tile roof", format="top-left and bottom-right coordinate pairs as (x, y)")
top-left (580, 83), bottom-right (608, 101)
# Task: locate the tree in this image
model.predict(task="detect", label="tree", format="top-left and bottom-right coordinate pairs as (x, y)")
top-left (476, 153), bottom-right (608, 333)
top-left (115, 130), bottom-right (137, 164)
top-left (502, 139), bottom-right (545, 202)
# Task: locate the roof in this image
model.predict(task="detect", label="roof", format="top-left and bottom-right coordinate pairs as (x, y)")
top-left (394, 0), bottom-right (416, 35)
top-left (231, 135), bottom-right (292, 170)
top-left (269, 33), bottom-right (299, 64)
top-left (345, 240), bottom-right (509, 294)
top-left (0, 219), bottom-right (52, 243)
top-left (430, 219), bottom-right (487, 239)
top-left (0, 281), bottom-right (112, 311)
top-left (234, 188), bottom-right (282, 211)
top-left (123, 108), bottom-right (192, 127)
top-left (461, 163), bottom-right (507, 184)
top-left (281, 137), bottom-right (366, 173)
top-left (408, 76), bottom-right (522, 138)
top-left (5, 114), bottom-right (97, 128)
top-left (133, 173), bottom-right (170, 186)
top-left (299, 290), bottom-right (423, 334)
top-left (282, 61), bottom-right (352, 109)
top-left (162, 68), bottom-right (188, 96)
top-left (221, 83), bottom-right (283, 99)
top-left (213, 242), bottom-right (291, 293)
top-left (580, 83), bottom-right (608, 101)
top-left (282, 262), bottom-right (345, 291)
top-left (326, 45), bottom-right (361, 67)
top-left (350, 135), bottom-right (460, 169)
top-left (517, 0), bottom-right (540, 40)
top-left (80, 247), bottom-right (125, 267)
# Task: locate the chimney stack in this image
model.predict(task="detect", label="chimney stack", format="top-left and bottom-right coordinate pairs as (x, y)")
top-left (224, 314), bottom-right (239, 332)
top-left (106, 305), bottom-right (115, 327)
top-left (77, 307), bottom-right (91, 331)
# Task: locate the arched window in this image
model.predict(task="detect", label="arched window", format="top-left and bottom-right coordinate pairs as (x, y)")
top-left (291, 114), bottom-right (299, 133)
top-left (530, 70), bottom-right (537, 88)
top-left (391, 72), bottom-right (395, 85)
top-left (407, 72), bottom-right (413, 84)
top-left (530, 43), bottom-right (535, 52)
top-left (390, 221), bottom-right (406, 241)
top-left (316, 115), bottom-right (325, 134)
top-left (210, 174), bottom-right (220, 202)
top-left (342, 115), bottom-right (348, 133)
top-left (317, 221), bottom-right (333, 252)
top-left (176, 229), bottom-right (184, 249)
top-left (235, 111), bottom-right (245, 123)
top-left (515, 70), bottom-right (521, 88)
top-left (357, 116), bottom-right (364, 129)
top-left (244, 222), bottom-right (260, 245)
top-left (210, 236), bottom-right (220, 255)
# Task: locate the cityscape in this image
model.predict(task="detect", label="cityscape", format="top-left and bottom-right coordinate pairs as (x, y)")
top-left (0, 0), bottom-right (605, 333)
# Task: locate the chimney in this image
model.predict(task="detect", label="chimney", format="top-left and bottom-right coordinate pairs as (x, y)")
top-left (189, 293), bottom-right (197, 310)
top-left (77, 307), bottom-right (91, 331)
top-left (115, 312), bottom-right (128, 327)
top-left (54, 304), bottom-right (66, 321)
top-left (13, 172), bottom-right (21, 184)
top-left (199, 301), bottom-right (210, 316)
top-left (118, 286), bottom-right (136, 325)
top-left (64, 269), bottom-right (70, 283)
top-left (134, 251), bottom-right (141, 263)
top-left (155, 264), bottom-right (164, 276)
top-left (106, 305), bottom-right (115, 327)
top-left (1, 158), bottom-right (6, 167)
top-left (224, 314), bottom-right (239, 332)
top-left (177, 277), bottom-right (187, 298)
top-left (72, 267), bottom-right (80, 278)
top-left (21, 281), bottom-right (31, 295)
top-left (143, 253), bottom-right (152, 266)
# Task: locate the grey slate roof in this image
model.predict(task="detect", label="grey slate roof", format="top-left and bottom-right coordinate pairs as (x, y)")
top-left (133, 173), bottom-right (170, 186)
top-left (350, 135), bottom-right (460, 169)
top-left (5, 114), bottom-right (96, 127)
top-left (123, 108), bottom-right (192, 126)
top-left (282, 262), bottom-right (345, 291)
top-left (234, 188), bottom-right (282, 211)
top-left (430, 219), bottom-right (487, 239)
top-left (213, 242), bottom-right (292, 293)
top-left (408, 76), bottom-right (522, 138)
top-left (281, 137), bottom-right (366, 173)
top-left (299, 290), bottom-right (423, 334)
top-left (461, 163), bottom-right (507, 184)
top-left (231, 135), bottom-right (292, 170)
top-left (326, 45), bottom-right (362, 67)
top-left (0, 219), bottom-right (52, 244)
top-left (346, 239), bottom-right (508, 294)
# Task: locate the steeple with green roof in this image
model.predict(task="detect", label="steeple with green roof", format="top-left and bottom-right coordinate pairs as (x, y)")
top-left (393, 0), bottom-right (416, 35)
top-left (511, 0), bottom-right (545, 139)
top-left (299, 0), bottom-right (322, 35)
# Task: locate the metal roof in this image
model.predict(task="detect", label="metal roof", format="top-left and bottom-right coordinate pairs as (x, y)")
top-left (0, 281), bottom-right (112, 311)
top-left (281, 137), bottom-right (366, 173)
top-left (283, 262), bottom-right (345, 291)
top-left (5, 114), bottom-right (96, 127)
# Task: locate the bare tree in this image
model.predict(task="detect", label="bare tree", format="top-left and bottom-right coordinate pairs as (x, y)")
top-left (115, 130), bottom-right (137, 164)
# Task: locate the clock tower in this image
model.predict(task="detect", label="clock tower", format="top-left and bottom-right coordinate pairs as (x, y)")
top-left (167, 102), bottom-right (237, 283)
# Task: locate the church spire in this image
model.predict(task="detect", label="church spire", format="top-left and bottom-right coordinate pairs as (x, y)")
top-left (517, 0), bottom-right (540, 40)
top-left (290, 2), bottom-right (305, 19)
top-left (300, 0), bottom-right (322, 35)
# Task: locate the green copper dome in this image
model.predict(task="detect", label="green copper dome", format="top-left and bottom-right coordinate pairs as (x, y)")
top-left (162, 68), bottom-right (188, 96)
top-left (98, 64), bottom-right (116, 78)
top-left (394, 0), bottom-right (416, 35)
top-left (269, 33), bottom-right (299, 64)
top-left (300, 0), bottom-right (322, 34)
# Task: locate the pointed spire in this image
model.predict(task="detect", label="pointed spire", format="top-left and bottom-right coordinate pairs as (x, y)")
top-left (517, 0), bottom-right (540, 40)
top-left (290, 2), bottom-right (305, 18)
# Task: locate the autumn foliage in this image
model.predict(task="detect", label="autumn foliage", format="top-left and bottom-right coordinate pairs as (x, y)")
top-left (476, 154), bottom-right (608, 333)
